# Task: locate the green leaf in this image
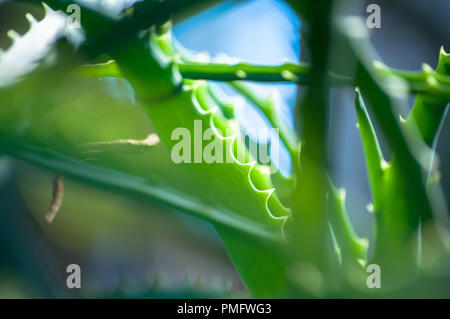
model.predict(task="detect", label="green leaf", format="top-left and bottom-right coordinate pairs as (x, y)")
top-left (406, 47), bottom-right (450, 160)
top-left (0, 4), bottom-right (69, 87)
top-left (354, 87), bottom-right (384, 209)
top-left (342, 17), bottom-right (442, 288)
top-left (112, 33), bottom-right (292, 297)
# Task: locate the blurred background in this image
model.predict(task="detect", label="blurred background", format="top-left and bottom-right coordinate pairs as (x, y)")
top-left (0, 0), bottom-right (448, 298)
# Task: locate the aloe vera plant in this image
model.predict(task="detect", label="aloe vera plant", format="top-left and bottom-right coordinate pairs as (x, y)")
top-left (0, 0), bottom-right (449, 298)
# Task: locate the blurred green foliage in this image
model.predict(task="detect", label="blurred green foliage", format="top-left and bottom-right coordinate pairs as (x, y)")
top-left (0, 0), bottom-right (449, 298)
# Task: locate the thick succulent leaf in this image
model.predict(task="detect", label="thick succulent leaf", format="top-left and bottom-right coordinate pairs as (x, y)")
top-left (406, 47), bottom-right (450, 167)
top-left (327, 178), bottom-right (368, 264)
top-left (0, 67), bottom-right (288, 243)
top-left (216, 226), bottom-right (292, 297)
top-left (354, 88), bottom-right (384, 209)
top-left (0, 3), bottom-right (82, 87)
top-left (103, 29), bottom-right (293, 296)
top-left (0, 9), bottom-right (293, 296)
top-left (339, 16), bottom-right (449, 289)
top-left (404, 47), bottom-right (450, 273)
top-left (143, 83), bottom-right (289, 236)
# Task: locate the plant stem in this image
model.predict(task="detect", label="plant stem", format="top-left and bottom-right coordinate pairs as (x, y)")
top-left (373, 61), bottom-right (450, 99)
top-left (286, 0), bottom-right (334, 272)
top-left (179, 62), bottom-right (352, 85)
top-left (81, 60), bottom-right (450, 99)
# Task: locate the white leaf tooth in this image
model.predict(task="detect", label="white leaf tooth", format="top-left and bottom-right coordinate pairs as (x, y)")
top-left (339, 188), bottom-right (346, 201)
top-left (25, 13), bottom-right (38, 25)
top-left (42, 2), bottom-right (54, 14)
top-left (172, 52), bottom-right (182, 64)
top-left (426, 74), bottom-right (438, 88)
top-left (259, 165), bottom-right (272, 175)
top-left (7, 29), bottom-right (20, 41)
top-left (235, 70), bottom-right (247, 79)
top-left (421, 63), bottom-right (433, 73)
top-left (281, 70), bottom-right (297, 81)
top-left (373, 60), bottom-right (386, 70)
top-left (357, 258), bottom-right (367, 268)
